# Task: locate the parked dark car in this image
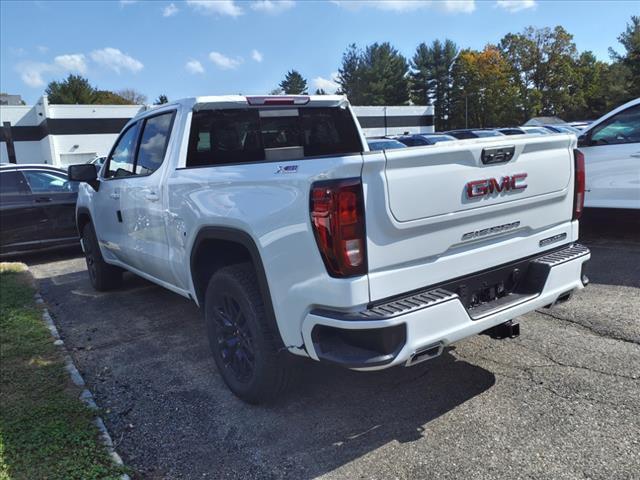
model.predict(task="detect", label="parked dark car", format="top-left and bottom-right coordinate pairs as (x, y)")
top-left (0, 164), bottom-right (79, 255)
top-left (366, 138), bottom-right (407, 151)
top-left (445, 129), bottom-right (505, 139)
top-left (395, 133), bottom-right (457, 146)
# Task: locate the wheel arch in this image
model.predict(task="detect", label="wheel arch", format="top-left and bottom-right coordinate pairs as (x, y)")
top-left (190, 227), bottom-right (284, 347)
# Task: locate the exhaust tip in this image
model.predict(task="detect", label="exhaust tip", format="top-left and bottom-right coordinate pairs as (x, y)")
top-left (406, 342), bottom-right (443, 367)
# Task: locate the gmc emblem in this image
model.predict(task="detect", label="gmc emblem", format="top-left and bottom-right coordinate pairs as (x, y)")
top-left (466, 173), bottom-right (528, 198)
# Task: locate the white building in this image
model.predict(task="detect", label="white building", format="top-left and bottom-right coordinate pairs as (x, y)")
top-left (0, 96), bottom-right (144, 166)
top-left (1, 96), bottom-right (434, 167)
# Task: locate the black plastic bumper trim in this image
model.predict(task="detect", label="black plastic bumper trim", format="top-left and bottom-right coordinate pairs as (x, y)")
top-left (311, 243), bottom-right (590, 322)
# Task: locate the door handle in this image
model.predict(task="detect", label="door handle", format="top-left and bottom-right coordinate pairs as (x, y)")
top-left (34, 196), bottom-right (52, 203)
top-left (110, 193), bottom-right (120, 200)
top-left (631, 152), bottom-right (640, 158)
top-left (145, 192), bottom-right (159, 202)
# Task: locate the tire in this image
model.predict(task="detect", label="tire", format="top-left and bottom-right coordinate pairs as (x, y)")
top-left (82, 222), bottom-right (122, 291)
top-left (204, 263), bottom-right (292, 404)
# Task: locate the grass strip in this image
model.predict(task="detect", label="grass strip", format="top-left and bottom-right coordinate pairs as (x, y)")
top-left (0, 264), bottom-right (127, 480)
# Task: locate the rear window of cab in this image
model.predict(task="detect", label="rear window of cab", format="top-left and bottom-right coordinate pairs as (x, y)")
top-left (186, 107), bottom-right (363, 167)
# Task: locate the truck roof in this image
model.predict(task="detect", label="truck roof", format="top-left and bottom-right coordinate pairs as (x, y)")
top-left (192, 94), bottom-right (348, 110)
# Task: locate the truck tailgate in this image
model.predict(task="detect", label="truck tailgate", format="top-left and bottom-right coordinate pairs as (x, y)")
top-left (362, 134), bottom-right (578, 301)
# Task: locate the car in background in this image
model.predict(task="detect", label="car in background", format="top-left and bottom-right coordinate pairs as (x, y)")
top-left (0, 164), bottom-right (79, 255)
top-left (542, 124), bottom-right (582, 135)
top-left (577, 97), bottom-right (640, 210)
top-left (569, 121), bottom-right (592, 130)
top-left (420, 133), bottom-right (457, 144)
top-left (444, 129), bottom-right (505, 139)
top-left (394, 133), bottom-right (456, 146)
top-left (89, 155), bottom-right (107, 172)
top-left (498, 127), bottom-right (527, 136)
top-left (520, 126), bottom-right (552, 135)
top-left (366, 138), bottom-right (407, 151)
top-left (414, 133), bottom-right (457, 144)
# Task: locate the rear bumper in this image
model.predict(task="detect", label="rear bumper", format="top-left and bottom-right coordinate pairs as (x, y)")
top-left (302, 243), bottom-right (590, 370)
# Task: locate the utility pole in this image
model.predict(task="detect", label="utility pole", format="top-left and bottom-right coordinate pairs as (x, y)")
top-left (465, 94), bottom-right (468, 129)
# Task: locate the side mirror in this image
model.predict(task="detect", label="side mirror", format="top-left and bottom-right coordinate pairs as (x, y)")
top-left (68, 164), bottom-right (99, 190)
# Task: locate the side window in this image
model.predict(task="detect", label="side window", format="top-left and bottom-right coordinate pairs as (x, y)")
top-left (22, 170), bottom-right (78, 193)
top-left (590, 105), bottom-right (640, 146)
top-left (187, 109), bottom-right (264, 167)
top-left (0, 171), bottom-right (29, 195)
top-left (105, 123), bottom-right (140, 178)
top-left (135, 111), bottom-right (176, 175)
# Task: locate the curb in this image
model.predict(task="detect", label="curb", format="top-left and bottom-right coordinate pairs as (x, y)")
top-left (35, 293), bottom-right (131, 480)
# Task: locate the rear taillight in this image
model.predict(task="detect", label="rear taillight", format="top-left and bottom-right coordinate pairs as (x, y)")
top-left (310, 178), bottom-right (367, 277)
top-left (573, 149), bottom-right (586, 220)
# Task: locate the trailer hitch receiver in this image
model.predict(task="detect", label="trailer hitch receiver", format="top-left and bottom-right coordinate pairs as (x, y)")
top-left (483, 320), bottom-right (520, 339)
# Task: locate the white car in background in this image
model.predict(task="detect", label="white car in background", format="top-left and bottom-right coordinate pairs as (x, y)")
top-left (578, 98), bottom-right (640, 210)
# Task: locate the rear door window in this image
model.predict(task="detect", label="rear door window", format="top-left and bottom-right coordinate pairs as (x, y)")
top-left (187, 107), bottom-right (362, 167)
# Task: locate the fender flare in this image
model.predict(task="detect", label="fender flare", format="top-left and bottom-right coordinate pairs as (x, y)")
top-left (190, 226), bottom-right (284, 347)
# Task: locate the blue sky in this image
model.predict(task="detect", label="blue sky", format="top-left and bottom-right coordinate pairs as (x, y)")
top-left (1, 0), bottom-right (637, 104)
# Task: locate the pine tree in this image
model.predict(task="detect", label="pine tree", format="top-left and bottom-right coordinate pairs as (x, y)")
top-left (409, 39), bottom-right (458, 129)
top-left (278, 70), bottom-right (308, 94)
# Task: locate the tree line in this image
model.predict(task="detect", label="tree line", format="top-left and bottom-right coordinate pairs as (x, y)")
top-left (42, 17), bottom-right (637, 130)
top-left (44, 75), bottom-right (168, 106)
top-left (279, 16), bottom-right (639, 129)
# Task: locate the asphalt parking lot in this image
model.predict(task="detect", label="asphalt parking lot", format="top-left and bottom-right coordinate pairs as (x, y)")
top-left (26, 211), bottom-right (639, 480)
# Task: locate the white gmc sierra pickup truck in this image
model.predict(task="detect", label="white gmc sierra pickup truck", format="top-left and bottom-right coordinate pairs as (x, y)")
top-left (69, 95), bottom-right (590, 403)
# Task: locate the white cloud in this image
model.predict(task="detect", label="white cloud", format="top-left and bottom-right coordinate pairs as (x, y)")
top-left (251, 49), bottom-right (263, 62)
top-left (332, 0), bottom-right (475, 13)
top-left (495, 0), bottom-right (536, 12)
top-left (90, 47), bottom-right (144, 74)
top-left (16, 62), bottom-right (52, 88)
top-left (119, 0), bottom-right (137, 5)
top-left (17, 53), bottom-right (88, 88)
top-left (209, 51), bottom-right (242, 70)
top-left (163, 2), bottom-right (179, 16)
top-left (37, 45), bottom-right (49, 54)
top-left (441, 0), bottom-right (475, 13)
top-left (54, 54), bottom-right (87, 74)
top-left (250, 0), bottom-right (295, 14)
top-left (9, 47), bottom-right (26, 56)
top-left (312, 72), bottom-right (340, 93)
top-left (186, 0), bottom-right (243, 17)
top-left (15, 47), bottom-right (143, 88)
top-left (185, 59), bottom-right (205, 74)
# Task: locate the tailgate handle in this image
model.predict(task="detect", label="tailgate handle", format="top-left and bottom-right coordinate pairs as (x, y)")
top-left (481, 146), bottom-right (515, 165)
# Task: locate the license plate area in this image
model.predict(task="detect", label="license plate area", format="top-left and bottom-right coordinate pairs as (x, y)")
top-left (439, 257), bottom-right (550, 320)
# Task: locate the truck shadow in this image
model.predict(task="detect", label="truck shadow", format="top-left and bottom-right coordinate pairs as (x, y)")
top-left (4, 245), bottom-right (82, 266)
top-left (33, 266), bottom-right (496, 479)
